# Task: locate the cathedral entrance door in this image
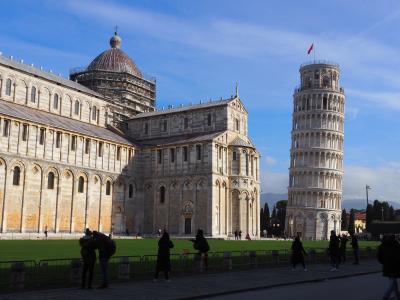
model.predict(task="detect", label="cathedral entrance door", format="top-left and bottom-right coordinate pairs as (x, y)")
top-left (184, 218), bottom-right (192, 235)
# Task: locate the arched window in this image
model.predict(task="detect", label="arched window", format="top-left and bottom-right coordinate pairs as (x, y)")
top-left (47, 172), bottom-right (55, 189)
top-left (160, 186), bottom-right (165, 203)
top-left (106, 181), bottom-right (111, 195)
top-left (129, 184), bottom-right (133, 198)
top-left (235, 119), bottom-right (240, 131)
top-left (74, 100), bottom-right (80, 115)
top-left (322, 76), bottom-right (330, 88)
top-left (31, 86), bottom-right (36, 102)
top-left (78, 176), bottom-right (84, 193)
top-left (13, 166), bottom-right (21, 186)
top-left (5, 79), bottom-right (12, 96)
top-left (53, 94), bottom-right (59, 109)
top-left (92, 106), bottom-right (97, 120)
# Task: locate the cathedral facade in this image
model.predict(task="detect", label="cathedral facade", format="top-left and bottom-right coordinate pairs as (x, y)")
top-left (0, 32), bottom-right (260, 238)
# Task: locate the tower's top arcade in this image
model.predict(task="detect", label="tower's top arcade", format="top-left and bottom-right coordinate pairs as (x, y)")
top-left (296, 60), bottom-right (343, 93)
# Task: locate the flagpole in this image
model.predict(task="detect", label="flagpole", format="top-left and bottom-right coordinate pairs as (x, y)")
top-left (313, 41), bottom-right (315, 63)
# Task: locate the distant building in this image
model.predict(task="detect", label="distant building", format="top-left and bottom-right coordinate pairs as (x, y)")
top-left (354, 212), bottom-right (366, 233)
top-left (0, 32), bottom-right (260, 238)
top-left (286, 61), bottom-right (345, 240)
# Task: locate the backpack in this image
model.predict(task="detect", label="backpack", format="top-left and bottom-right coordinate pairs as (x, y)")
top-left (106, 238), bottom-right (117, 257)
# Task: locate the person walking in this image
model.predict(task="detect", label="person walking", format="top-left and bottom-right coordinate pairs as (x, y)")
top-left (234, 230), bottom-right (238, 240)
top-left (239, 230), bottom-right (242, 240)
top-left (93, 231), bottom-right (116, 289)
top-left (79, 228), bottom-right (96, 289)
top-left (191, 229), bottom-right (210, 271)
top-left (378, 235), bottom-right (400, 300)
top-left (339, 234), bottom-right (348, 264)
top-left (351, 234), bottom-right (359, 265)
top-left (291, 236), bottom-right (307, 271)
top-left (328, 230), bottom-right (340, 271)
top-left (154, 231), bottom-right (174, 282)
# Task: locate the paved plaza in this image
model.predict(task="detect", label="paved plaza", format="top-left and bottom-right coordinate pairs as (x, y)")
top-left (1, 260), bottom-right (381, 300)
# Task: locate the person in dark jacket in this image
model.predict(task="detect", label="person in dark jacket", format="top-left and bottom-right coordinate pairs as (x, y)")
top-left (154, 231), bottom-right (174, 281)
top-left (350, 234), bottom-right (359, 265)
top-left (92, 231), bottom-right (113, 289)
top-left (339, 234), bottom-right (348, 263)
top-left (191, 229), bottom-right (210, 270)
top-left (328, 230), bottom-right (340, 271)
top-left (291, 236), bottom-right (307, 271)
top-left (79, 228), bottom-right (96, 289)
top-left (378, 235), bottom-right (400, 300)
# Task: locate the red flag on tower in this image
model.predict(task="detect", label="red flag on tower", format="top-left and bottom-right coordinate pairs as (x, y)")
top-left (307, 43), bottom-right (314, 55)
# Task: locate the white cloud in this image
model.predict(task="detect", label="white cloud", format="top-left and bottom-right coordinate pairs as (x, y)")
top-left (345, 107), bottom-right (359, 120)
top-left (265, 156), bottom-right (277, 166)
top-left (347, 89), bottom-right (400, 110)
top-left (343, 162), bottom-right (400, 202)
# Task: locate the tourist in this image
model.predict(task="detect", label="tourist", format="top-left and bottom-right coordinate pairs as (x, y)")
top-left (378, 234), bottom-right (400, 300)
top-left (126, 228), bottom-right (130, 236)
top-left (79, 228), bottom-right (96, 289)
top-left (234, 230), bottom-right (238, 240)
top-left (339, 234), bottom-right (348, 263)
top-left (350, 234), bottom-right (359, 265)
top-left (44, 226), bottom-right (48, 238)
top-left (328, 230), bottom-right (340, 271)
top-left (191, 229), bottom-right (210, 270)
top-left (291, 235), bottom-right (307, 271)
top-left (154, 231), bottom-right (174, 282)
top-left (93, 231), bottom-right (116, 289)
top-left (245, 233), bottom-right (251, 240)
top-left (239, 230), bottom-right (242, 240)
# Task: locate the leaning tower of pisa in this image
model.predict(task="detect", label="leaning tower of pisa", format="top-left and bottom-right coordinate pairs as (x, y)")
top-left (286, 61), bottom-right (345, 240)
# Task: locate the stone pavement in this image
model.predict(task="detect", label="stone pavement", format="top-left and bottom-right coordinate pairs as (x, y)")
top-left (1, 260), bottom-right (381, 300)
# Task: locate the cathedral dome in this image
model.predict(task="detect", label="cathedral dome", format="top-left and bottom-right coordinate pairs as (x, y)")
top-left (87, 32), bottom-right (142, 77)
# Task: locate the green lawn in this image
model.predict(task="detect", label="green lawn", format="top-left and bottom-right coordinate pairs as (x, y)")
top-left (0, 239), bottom-right (380, 261)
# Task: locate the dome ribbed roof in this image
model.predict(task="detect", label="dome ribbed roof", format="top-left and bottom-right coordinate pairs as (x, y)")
top-left (87, 32), bottom-right (142, 77)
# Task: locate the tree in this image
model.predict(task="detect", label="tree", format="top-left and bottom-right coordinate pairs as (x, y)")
top-left (388, 206), bottom-right (395, 221)
top-left (260, 208), bottom-right (265, 231)
top-left (348, 209), bottom-right (355, 235)
top-left (276, 200), bottom-right (287, 234)
top-left (264, 203), bottom-right (270, 225)
top-left (341, 209), bottom-right (348, 231)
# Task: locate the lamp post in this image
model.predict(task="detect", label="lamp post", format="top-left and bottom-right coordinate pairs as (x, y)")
top-left (366, 185), bottom-right (371, 206)
top-left (365, 185), bottom-right (371, 233)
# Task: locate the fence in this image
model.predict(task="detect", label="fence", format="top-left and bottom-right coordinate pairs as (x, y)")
top-left (0, 247), bottom-right (377, 293)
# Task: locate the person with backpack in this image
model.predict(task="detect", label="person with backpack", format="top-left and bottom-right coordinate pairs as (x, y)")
top-left (154, 231), bottom-right (174, 282)
top-left (350, 234), bottom-right (359, 265)
top-left (93, 231), bottom-right (116, 289)
top-left (328, 230), bottom-right (340, 271)
top-left (339, 234), bottom-right (348, 264)
top-left (79, 228), bottom-right (96, 289)
top-left (191, 229), bottom-right (210, 271)
top-left (378, 235), bottom-right (400, 300)
top-left (291, 235), bottom-right (307, 271)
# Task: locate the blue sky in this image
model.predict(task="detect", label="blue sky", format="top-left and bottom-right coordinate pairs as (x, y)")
top-left (1, 0), bottom-right (400, 202)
